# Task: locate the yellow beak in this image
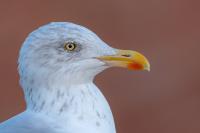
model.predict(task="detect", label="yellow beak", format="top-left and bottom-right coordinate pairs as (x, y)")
top-left (97, 50), bottom-right (150, 71)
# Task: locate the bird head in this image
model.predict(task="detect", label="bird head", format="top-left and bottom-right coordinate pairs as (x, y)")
top-left (18, 22), bottom-right (150, 90)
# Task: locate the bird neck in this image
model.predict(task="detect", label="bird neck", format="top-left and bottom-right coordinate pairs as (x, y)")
top-left (24, 82), bottom-right (116, 133)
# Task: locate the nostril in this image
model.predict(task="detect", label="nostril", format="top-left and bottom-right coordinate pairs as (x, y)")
top-left (121, 54), bottom-right (131, 57)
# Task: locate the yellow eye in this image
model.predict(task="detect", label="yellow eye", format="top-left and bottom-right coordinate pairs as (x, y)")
top-left (64, 42), bottom-right (77, 51)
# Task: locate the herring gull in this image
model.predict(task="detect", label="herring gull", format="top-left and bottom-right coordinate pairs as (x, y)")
top-left (0, 22), bottom-right (150, 133)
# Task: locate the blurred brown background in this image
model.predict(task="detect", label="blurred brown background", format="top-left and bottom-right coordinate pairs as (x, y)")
top-left (0, 0), bottom-right (200, 133)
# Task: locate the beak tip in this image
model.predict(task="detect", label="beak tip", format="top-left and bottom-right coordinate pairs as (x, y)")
top-left (146, 67), bottom-right (150, 72)
top-left (144, 62), bottom-right (150, 72)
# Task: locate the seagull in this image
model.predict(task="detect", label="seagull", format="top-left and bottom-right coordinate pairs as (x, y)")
top-left (0, 22), bottom-right (150, 133)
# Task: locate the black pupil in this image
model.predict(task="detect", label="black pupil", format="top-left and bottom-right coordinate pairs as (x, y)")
top-left (69, 44), bottom-right (72, 48)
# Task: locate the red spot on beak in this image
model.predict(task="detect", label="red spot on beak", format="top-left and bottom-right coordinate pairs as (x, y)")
top-left (128, 62), bottom-right (143, 70)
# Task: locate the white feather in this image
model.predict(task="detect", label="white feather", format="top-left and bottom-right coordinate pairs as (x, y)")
top-left (0, 22), bottom-right (116, 133)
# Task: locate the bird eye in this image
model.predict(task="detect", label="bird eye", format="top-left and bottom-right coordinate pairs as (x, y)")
top-left (64, 42), bottom-right (77, 51)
